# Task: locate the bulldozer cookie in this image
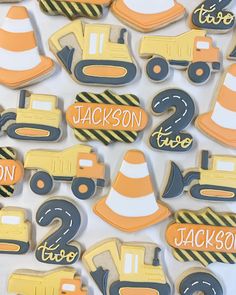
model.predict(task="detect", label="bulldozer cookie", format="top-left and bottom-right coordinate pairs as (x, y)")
top-left (196, 64), bottom-right (236, 147)
top-left (0, 147), bottom-right (24, 198)
top-left (177, 269), bottom-right (223, 295)
top-left (0, 90), bottom-right (62, 142)
top-left (36, 199), bottom-right (81, 265)
top-left (66, 90), bottom-right (148, 145)
top-left (140, 29), bottom-right (221, 85)
top-left (111, 0), bottom-right (185, 32)
top-left (24, 145), bottom-right (105, 200)
top-left (150, 89), bottom-right (195, 152)
top-left (191, 0), bottom-right (235, 33)
top-left (0, 6), bottom-right (54, 89)
top-left (39, 0), bottom-right (111, 20)
top-left (83, 238), bottom-right (171, 295)
top-left (166, 207), bottom-right (236, 266)
top-left (49, 20), bottom-right (138, 86)
top-left (94, 149), bottom-right (171, 232)
top-left (8, 267), bottom-right (87, 295)
top-left (0, 207), bottom-right (31, 254)
top-left (163, 150), bottom-right (236, 201)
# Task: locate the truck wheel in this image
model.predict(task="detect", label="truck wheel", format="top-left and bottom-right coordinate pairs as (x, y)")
top-left (71, 177), bottom-right (96, 200)
top-left (30, 171), bottom-right (53, 195)
top-left (188, 62), bottom-right (211, 84)
top-left (146, 57), bottom-right (169, 82)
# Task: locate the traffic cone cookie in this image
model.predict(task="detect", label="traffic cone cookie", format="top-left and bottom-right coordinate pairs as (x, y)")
top-left (0, 6), bottom-right (54, 89)
top-left (94, 150), bottom-right (171, 232)
top-left (196, 64), bottom-right (236, 148)
top-left (111, 0), bottom-right (185, 32)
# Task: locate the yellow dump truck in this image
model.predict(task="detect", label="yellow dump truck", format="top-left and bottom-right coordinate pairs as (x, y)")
top-left (49, 20), bottom-right (137, 85)
top-left (0, 207), bottom-right (30, 254)
top-left (0, 90), bottom-right (62, 141)
top-left (83, 239), bottom-right (171, 295)
top-left (8, 268), bottom-right (87, 295)
top-left (24, 145), bottom-right (105, 200)
top-left (140, 30), bottom-right (220, 84)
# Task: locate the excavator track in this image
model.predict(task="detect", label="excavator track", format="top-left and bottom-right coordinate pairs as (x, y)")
top-left (190, 184), bottom-right (236, 201)
top-left (0, 239), bottom-right (29, 254)
top-left (6, 123), bottom-right (61, 141)
top-left (110, 281), bottom-right (171, 295)
top-left (74, 60), bottom-right (137, 85)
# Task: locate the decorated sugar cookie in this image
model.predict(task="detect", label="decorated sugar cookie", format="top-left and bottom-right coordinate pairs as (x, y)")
top-left (166, 208), bottom-right (236, 266)
top-left (196, 64), bottom-right (236, 147)
top-left (140, 29), bottom-right (221, 85)
top-left (0, 147), bottom-right (24, 198)
top-left (8, 267), bottom-right (87, 295)
top-left (177, 269), bottom-right (223, 295)
top-left (36, 199), bottom-right (81, 265)
top-left (66, 90), bottom-right (148, 145)
top-left (163, 150), bottom-right (236, 201)
top-left (191, 0), bottom-right (235, 33)
top-left (94, 150), bottom-right (171, 232)
top-left (150, 89), bottom-right (195, 152)
top-left (111, 0), bottom-right (185, 32)
top-left (49, 20), bottom-right (138, 86)
top-left (24, 145), bottom-right (105, 200)
top-left (39, 0), bottom-right (111, 20)
top-left (0, 90), bottom-right (62, 142)
top-left (0, 6), bottom-right (54, 89)
top-left (83, 238), bottom-right (171, 295)
top-left (0, 207), bottom-right (31, 254)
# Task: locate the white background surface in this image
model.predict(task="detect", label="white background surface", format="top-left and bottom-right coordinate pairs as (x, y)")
top-left (0, 0), bottom-right (236, 294)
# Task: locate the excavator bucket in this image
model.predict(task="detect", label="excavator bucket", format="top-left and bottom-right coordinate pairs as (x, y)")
top-left (162, 162), bottom-right (185, 198)
top-left (0, 111), bottom-right (16, 132)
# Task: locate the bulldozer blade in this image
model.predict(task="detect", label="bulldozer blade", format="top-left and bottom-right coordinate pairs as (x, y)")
top-left (0, 112), bottom-right (16, 131)
top-left (74, 60), bottom-right (137, 85)
top-left (57, 46), bottom-right (75, 73)
top-left (162, 162), bottom-right (185, 199)
top-left (110, 281), bottom-right (171, 295)
top-left (6, 123), bottom-right (61, 141)
top-left (190, 184), bottom-right (236, 202)
top-left (0, 239), bottom-right (29, 254)
top-left (90, 267), bottom-right (109, 295)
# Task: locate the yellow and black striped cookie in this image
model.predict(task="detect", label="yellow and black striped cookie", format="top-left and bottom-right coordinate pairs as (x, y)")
top-left (66, 90), bottom-right (148, 145)
top-left (38, 0), bottom-right (111, 20)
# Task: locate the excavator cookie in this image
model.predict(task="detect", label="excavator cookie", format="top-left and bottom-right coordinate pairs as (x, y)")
top-left (94, 149), bottom-right (171, 232)
top-left (39, 0), bottom-right (112, 20)
top-left (163, 150), bottom-right (236, 201)
top-left (196, 64), bottom-right (236, 147)
top-left (8, 267), bottom-right (87, 295)
top-left (166, 208), bottom-right (236, 266)
top-left (191, 0), bottom-right (235, 33)
top-left (36, 199), bottom-right (81, 265)
top-left (140, 29), bottom-right (221, 85)
top-left (49, 20), bottom-right (138, 86)
top-left (66, 90), bottom-right (148, 145)
top-left (177, 269), bottom-right (223, 295)
top-left (0, 6), bottom-right (54, 89)
top-left (0, 207), bottom-right (31, 254)
top-left (111, 0), bottom-right (186, 32)
top-left (0, 147), bottom-right (24, 198)
top-left (0, 90), bottom-right (62, 142)
top-left (24, 145), bottom-right (105, 200)
top-left (83, 238), bottom-right (171, 295)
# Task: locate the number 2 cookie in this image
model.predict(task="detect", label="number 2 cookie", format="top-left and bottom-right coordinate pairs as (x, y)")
top-left (0, 6), bottom-right (54, 89)
top-left (49, 20), bottom-right (138, 86)
top-left (140, 30), bottom-right (221, 85)
top-left (150, 89), bottom-right (195, 152)
top-left (111, 0), bottom-right (186, 32)
top-left (196, 64), bottom-right (236, 148)
top-left (191, 0), bottom-right (235, 33)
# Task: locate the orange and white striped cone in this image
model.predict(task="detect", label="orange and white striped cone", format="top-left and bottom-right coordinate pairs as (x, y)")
top-left (0, 6), bottom-right (54, 89)
top-left (196, 64), bottom-right (236, 147)
top-left (94, 150), bottom-right (171, 232)
top-left (111, 0), bottom-right (185, 32)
